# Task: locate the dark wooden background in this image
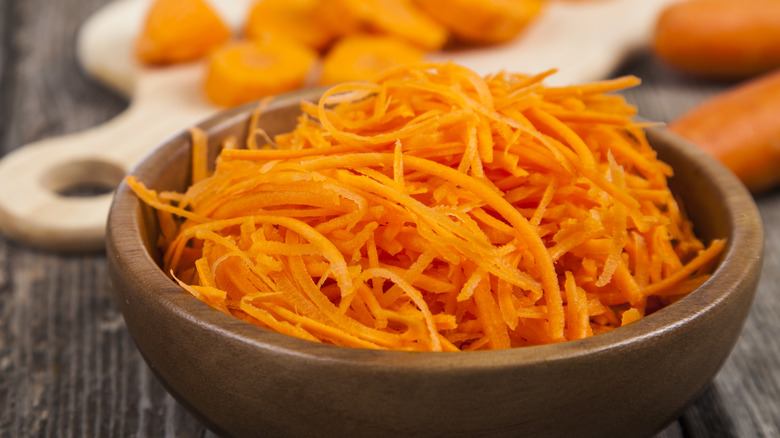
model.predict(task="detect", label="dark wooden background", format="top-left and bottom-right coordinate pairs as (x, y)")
top-left (1, 0), bottom-right (778, 436)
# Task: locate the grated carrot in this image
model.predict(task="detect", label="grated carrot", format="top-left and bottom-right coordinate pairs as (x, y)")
top-left (127, 62), bottom-right (725, 351)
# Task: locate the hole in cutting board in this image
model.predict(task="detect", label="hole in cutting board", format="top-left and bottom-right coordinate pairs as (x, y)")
top-left (41, 159), bottom-right (126, 198)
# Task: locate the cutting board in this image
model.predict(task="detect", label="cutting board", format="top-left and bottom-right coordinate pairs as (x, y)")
top-left (0, 0), bottom-right (678, 252)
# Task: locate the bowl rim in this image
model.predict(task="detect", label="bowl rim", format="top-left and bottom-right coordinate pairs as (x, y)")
top-left (107, 89), bottom-right (764, 371)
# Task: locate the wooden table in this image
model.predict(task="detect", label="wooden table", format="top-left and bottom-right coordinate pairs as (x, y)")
top-left (1, 1), bottom-right (778, 436)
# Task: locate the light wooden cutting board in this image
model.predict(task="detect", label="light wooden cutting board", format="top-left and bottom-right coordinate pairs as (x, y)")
top-left (0, 0), bottom-right (678, 252)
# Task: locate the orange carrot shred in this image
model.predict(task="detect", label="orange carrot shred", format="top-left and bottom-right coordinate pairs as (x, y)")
top-left (128, 62), bottom-right (724, 351)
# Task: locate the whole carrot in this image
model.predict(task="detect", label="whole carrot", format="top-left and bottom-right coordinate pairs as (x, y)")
top-left (669, 69), bottom-right (780, 194)
top-left (653, 0), bottom-right (780, 79)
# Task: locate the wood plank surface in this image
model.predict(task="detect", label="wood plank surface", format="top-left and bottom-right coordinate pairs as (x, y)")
top-left (1, 0), bottom-right (778, 437)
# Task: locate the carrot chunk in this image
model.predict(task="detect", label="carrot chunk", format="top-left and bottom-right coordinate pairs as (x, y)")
top-left (416, 0), bottom-right (544, 45)
top-left (203, 38), bottom-right (318, 107)
top-left (244, 0), bottom-right (337, 51)
top-left (135, 0), bottom-right (231, 65)
top-left (320, 0), bottom-right (448, 50)
top-left (320, 35), bottom-right (425, 84)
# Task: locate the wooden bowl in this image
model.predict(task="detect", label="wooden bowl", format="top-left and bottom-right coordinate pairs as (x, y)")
top-left (106, 89), bottom-right (763, 438)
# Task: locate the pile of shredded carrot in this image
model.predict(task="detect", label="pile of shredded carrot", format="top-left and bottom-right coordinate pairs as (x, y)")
top-left (127, 62), bottom-right (725, 351)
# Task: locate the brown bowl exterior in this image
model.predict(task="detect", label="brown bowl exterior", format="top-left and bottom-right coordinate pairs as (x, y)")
top-left (106, 90), bottom-right (763, 438)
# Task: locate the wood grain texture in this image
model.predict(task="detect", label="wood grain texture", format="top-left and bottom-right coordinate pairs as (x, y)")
top-left (0, 0), bottom-right (777, 437)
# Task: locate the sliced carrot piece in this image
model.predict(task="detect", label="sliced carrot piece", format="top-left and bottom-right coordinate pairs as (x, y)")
top-left (203, 37), bottom-right (318, 107)
top-left (320, 35), bottom-right (425, 85)
top-left (244, 0), bottom-right (337, 51)
top-left (135, 0), bottom-right (231, 65)
top-left (416, 0), bottom-right (544, 45)
top-left (320, 0), bottom-right (448, 50)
